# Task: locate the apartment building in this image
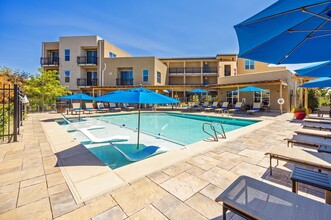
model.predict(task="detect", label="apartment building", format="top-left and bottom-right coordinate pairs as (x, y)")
top-left (41, 35), bottom-right (295, 111)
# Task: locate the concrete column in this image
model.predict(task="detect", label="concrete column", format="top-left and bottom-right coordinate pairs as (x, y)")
top-left (280, 83), bottom-right (283, 114)
top-left (299, 78), bottom-right (303, 107)
top-left (183, 61), bottom-right (186, 85)
top-left (201, 61), bottom-right (203, 85)
top-left (304, 88), bottom-right (308, 109)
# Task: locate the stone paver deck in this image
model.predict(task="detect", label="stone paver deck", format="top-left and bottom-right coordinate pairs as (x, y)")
top-left (0, 112), bottom-right (325, 219)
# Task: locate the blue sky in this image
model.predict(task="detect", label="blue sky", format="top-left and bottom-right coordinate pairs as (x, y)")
top-left (0, 0), bottom-right (287, 74)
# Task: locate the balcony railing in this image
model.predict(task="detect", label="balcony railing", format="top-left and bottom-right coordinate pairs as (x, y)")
top-left (169, 67), bottom-right (218, 74)
top-left (77, 56), bottom-right (98, 65)
top-left (77, 78), bottom-right (98, 86)
top-left (40, 57), bottom-right (59, 66)
top-left (116, 78), bottom-right (133, 86)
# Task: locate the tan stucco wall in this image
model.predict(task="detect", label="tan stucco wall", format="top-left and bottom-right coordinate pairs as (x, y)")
top-left (186, 76), bottom-right (201, 85)
top-left (102, 57), bottom-right (167, 86)
top-left (169, 77), bottom-right (184, 85)
top-left (154, 58), bottom-right (168, 85)
top-left (218, 61), bottom-right (237, 78)
top-left (237, 58), bottom-right (286, 74)
top-left (42, 42), bottom-right (59, 57)
top-left (102, 40), bottom-right (131, 58)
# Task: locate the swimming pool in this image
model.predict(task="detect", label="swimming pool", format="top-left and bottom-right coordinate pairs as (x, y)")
top-left (59, 112), bottom-right (259, 169)
top-left (96, 112), bottom-right (259, 145)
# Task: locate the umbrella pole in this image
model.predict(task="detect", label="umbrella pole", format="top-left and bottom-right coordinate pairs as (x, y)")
top-left (137, 104), bottom-right (141, 149)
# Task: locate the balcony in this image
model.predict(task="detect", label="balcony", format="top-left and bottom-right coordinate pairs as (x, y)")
top-left (77, 78), bottom-right (98, 87)
top-left (40, 57), bottom-right (59, 66)
top-left (169, 67), bottom-right (218, 75)
top-left (116, 78), bottom-right (133, 86)
top-left (77, 56), bottom-right (98, 65)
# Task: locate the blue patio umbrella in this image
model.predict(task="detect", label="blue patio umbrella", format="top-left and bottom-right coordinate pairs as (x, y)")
top-left (236, 86), bottom-right (267, 103)
top-left (59, 93), bottom-right (94, 120)
top-left (95, 87), bottom-right (179, 148)
top-left (300, 77), bottom-right (331, 88)
top-left (295, 61), bottom-right (331, 77)
top-left (234, 0), bottom-right (331, 64)
top-left (188, 88), bottom-right (208, 94)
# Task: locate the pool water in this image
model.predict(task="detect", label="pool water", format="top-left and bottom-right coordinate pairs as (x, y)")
top-left (96, 112), bottom-right (259, 145)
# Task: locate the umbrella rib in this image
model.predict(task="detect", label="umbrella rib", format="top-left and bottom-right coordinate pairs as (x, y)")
top-left (237, 1), bottom-right (330, 27)
top-left (309, 32), bottom-right (331, 39)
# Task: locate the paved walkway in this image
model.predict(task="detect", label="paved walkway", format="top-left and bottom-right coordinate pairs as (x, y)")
top-left (0, 113), bottom-right (325, 219)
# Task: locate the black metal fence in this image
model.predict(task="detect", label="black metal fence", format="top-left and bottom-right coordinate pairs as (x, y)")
top-left (0, 84), bottom-right (24, 143)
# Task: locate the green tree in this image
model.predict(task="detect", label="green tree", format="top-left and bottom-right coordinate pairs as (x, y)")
top-left (24, 69), bottom-right (71, 111)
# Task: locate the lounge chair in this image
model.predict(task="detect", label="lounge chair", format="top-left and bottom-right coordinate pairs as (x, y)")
top-left (246, 102), bottom-right (262, 114)
top-left (216, 175), bottom-right (331, 220)
top-left (84, 103), bottom-right (96, 114)
top-left (111, 144), bottom-right (167, 161)
top-left (285, 134), bottom-right (331, 148)
top-left (109, 103), bottom-right (121, 111)
top-left (78, 128), bottom-right (129, 143)
top-left (228, 102), bottom-right (243, 114)
top-left (265, 146), bottom-right (331, 175)
top-left (96, 103), bottom-right (109, 113)
top-left (294, 128), bottom-right (331, 139)
top-left (190, 102), bottom-right (201, 111)
top-left (302, 122), bottom-right (331, 131)
top-left (204, 102), bottom-right (218, 111)
top-left (200, 102), bottom-right (210, 110)
top-left (215, 102), bottom-right (229, 113)
top-left (60, 113), bottom-right (105, 131)
top-left (306, 116), bottom-right (331, 121)
top-left (304, 118), bottom-right (331, 124)
top-left (122, 103), bottom-right (134, 111)
top-left (71, 103), bottom-right (84, 115)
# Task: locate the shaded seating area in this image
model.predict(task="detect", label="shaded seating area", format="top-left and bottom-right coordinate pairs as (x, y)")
top-left (109, 102), bottom-right (121, 111)
top-left (216, 175), bottom-right (331, 220)
top-left (71, 103), bottom-right (84, 115)
top-left (122, 103), bottom-right (134, 111)
top-left (84, 102), bottom-right (96, 114)
top-left (96, 103), bottom-right (109, 113)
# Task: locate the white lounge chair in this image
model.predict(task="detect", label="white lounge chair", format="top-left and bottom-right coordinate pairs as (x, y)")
top-left (84, 103), bottom-right (97, 114)
top-left (97, 103), bottom-right (109, 113)
top-left (60, 113), bottom-right (105, 131)
top-left (109, 103), bottom-right (121, 111)
top-left (204, 102), bottom-right (218, 111)
top-left (78, 128), bottom-right (129, 143)
top-left (228, 102), bottom-right (243, 114)
top-left (215, 102), bottom-right (229, 113)
top-left (200, 102), bottom-right (210, 110)
top-left (303, 118), bottom-right (331, 124)
top-left (285, 134), bottom-right (331, 148)
top-left (302, 122), bottom-right (331, 131)
top-left (246, 102), bottom-right (262, 115)
top-left (111, 144), bottom-right (167, 161)
top-left (122, 103), bottom-right (134, 111)
top-left (294, 128), bottom-right (331, 139)
top-left (71, 103), bottom-right (84, 115)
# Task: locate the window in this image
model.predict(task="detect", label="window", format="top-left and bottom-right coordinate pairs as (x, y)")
top-left (87, 71), bottom-right (97, 86)
top-left (245, 59), bottom-right (255, 69)
top-left (65, 49), bottom-right (70, 61)
top-left (120, 70), bottom-right (133, 85)
top-left (87, 51), bottom-right (97, 64)
top-left (64, 71), bottom-right (70, 83)
top-left (226, 91), bottom-right (238, 105)
top-left (109, 52), bottom-right (117, 58)
top-left (224, 65), bottom-right (231, 76)
top-left (157, 71), bottom-right (161, 83)
top-left (142, 70), bottom-right (148, 82)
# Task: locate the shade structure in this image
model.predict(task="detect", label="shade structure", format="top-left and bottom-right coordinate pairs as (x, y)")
top-left (59, 93), bottom-right (94, 101)
top-left (188, 88), bottom-right (208, 94)
top-left (236, 86), bottom-right (267, 104)
top-left (300, 77), bottom-right (331, 88)
top-left (234, 0), bottom-right (331, 64)
top-left (95, 87), bottom-right (179, 148)
top-left (295, 61), bottom-right (331, 77)
top-left (236, 86), bottom-right (266, 93)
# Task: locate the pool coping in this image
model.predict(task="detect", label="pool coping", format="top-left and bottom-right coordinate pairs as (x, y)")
top-left (41, 111), bottom-right (273, 203)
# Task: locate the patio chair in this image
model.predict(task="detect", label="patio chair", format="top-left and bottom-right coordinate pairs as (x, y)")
top-left (204, 102), bottom-right (218, 111)
top-left (96, 103), bottom-right (109, 113)
top-left (228, 102), bottom-right (243, 114)
top-left (265, 146), bottom-right (331, 175)
top-left (122, 103), bottom-right (134, 111)
top-left (216, 175), bottom-right (331, 220)
top-left (303, 118), bottom-right (331, 124)
top-left (111, 144), bottom-right (167, 161)
top-left (302, 122), bottom-right (331, 131)
top-left (109, 103), bottom-right (121, 111)
top-left (246, 102), bottom-right (262, 115)
top-left (317, 106), bottom-right (331, 117)
top-left (200, 102), bottom-right (210, 110)
top-left (306, 116), bottom-right (331, 121)
top-left (215, 102), bottom-right (229, 113)
top-left (78, 128), bottom-right (129, 143)
top-left (285, 134), bottom-right (331, 148)
top-left (84, 102), bottom-right (96, 114)
top-left (71, 103), bottom-right (84, 115)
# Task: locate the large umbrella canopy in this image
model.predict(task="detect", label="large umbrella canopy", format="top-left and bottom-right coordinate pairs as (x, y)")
top-left (95, 87), bottom-right (179, 148)
top-left (188, 88), bottom-right (208, 94)
top-left (235, 0), bottom-right (331, 64)
top-left (59, 93), bottom-right (94, 101)
top-left (300, 77), bottom-right (331, 88)
top-left (236, 86), bottom-right (267, 93)
top-left (295, 61), bottom-right (331, 77)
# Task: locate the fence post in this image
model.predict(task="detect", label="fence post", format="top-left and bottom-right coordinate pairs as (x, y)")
top-left (13, 84), bottom-right (18, 142)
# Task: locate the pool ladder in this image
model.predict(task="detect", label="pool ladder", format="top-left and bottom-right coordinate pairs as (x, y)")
top-left (202, 122), bottom-right (226, 141)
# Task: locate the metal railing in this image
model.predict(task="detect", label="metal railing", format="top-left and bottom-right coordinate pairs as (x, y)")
top-left (77, 78), bottom-right (98, 86)
top-left (77, 56), bottom-right (98, 65)
top-left (116, 78), bottom-right (133, 85)
top-left (169, 67), bottom-right (218, 74)
top-left (40, 57), bottom-right (59, 66)
top-left (202, 122), bottom-right (226, 141)
top-left (0, 84), bottom-right (24, 143)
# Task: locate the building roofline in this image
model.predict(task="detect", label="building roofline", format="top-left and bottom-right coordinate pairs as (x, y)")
top-left (159, 56), bottom-right (217, 60)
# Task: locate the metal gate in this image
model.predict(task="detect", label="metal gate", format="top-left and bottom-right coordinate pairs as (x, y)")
top-left (0, 84), bottom-right (23, 143)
